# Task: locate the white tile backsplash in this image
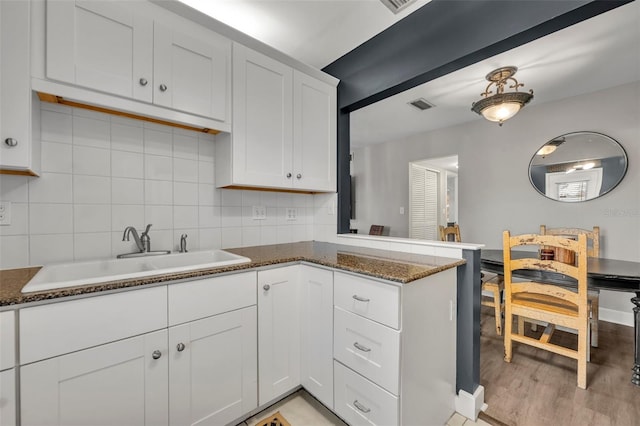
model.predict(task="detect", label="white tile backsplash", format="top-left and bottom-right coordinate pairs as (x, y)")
top-left (41, 142), bottom-right (73, 173)
top-left (145, 155), bottom-right (173, 181)
top-left (73, 115), bottom-right (110, 149)
top-left (173, 158), bottom-right (199, 183)
top-left (73, 175), bottom-right (111, 204)
top-left (145, 180), bottom-right (173, 205)
top-left (112, 150), bottom-right (144, 179)
top-left (0, 105), bottom-right (336, 268)
top-left (73, 145), bottom-right (111, 176)
top-left (29, 204), bottom-right (74, 235)
top-left (74, 204), bottom-right (111, 233)
top-left (29, 173), bottom-right (72, 204)
top-left (112, 178), bottom-right (143, 205)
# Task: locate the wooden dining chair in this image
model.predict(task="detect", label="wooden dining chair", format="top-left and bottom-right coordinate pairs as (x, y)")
top-left (540, 225), bottom-right (600, 347)
top-left (503, 231), bottom-right (590, 389)
top-left (439, 224), bottom-right (504, 335)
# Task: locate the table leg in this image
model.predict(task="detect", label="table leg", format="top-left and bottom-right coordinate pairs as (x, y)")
top-left (632, 292), bottom-right (640, 386)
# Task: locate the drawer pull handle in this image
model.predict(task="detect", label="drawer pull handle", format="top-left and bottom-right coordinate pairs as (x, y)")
top-left (353, 342), bottom-right (371, 352)
top-left (352, 294), bottom-right (370, 302)
top-left (152, 350), bottom-right (162, 360)
top-left (353, 400), bottom-right (371, 413)
top-left (176, 343), bottom-right (186, 352)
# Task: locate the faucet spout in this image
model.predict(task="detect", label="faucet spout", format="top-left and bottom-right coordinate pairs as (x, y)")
top-left (122, 226), bottom-right (144, 252)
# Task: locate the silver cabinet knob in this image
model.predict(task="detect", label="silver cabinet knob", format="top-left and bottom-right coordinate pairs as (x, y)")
top-left (296, 174), bottom-right (302, 179)
top-left (139, 78), bottom-right (148, 86)
top-left (176, 343), bottom-right (186, 352)
top-left (286, 173), bottom-right (292, 179)
top-left (4, 138), bottom-right (18, 147)
top-left (159, 84), bottom-right (168, 92)
top-left (152, 350), bottom-right (162, 359)
top-left (263, 284), bottom-right (270, 291)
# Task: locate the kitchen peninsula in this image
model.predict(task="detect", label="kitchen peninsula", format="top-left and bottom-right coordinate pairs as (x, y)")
top-left (0, 241), bottom-right (465, 426)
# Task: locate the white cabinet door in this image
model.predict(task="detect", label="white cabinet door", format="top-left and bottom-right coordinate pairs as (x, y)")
top-left (21, 330), bottom-right (168, 426)
top-left (232, 44), bottom-right (293, 188)
top-left (0, 369), bottom-right (16, 426)
top-left (257, 266), bottom-right (300, 404)
top-left (153, 23), bottom-right (230, 121)
top-left (0, 0), bottom-right (39, 174)
top-left (292, 71), bottom-right (337, 192)
top-left (168, 307), bottom-right (257, 426)
top-left (300, 265), bottom-right (334, 409)
top-left (46, 0), bottom-right (153, 102)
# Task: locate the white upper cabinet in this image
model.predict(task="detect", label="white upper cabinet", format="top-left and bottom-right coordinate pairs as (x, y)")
top-left (216, 43), bottom-right (337, 193)
top-left (46, 0), bottom-right (153, 102)
top-left (44, 0), bottom-right (230, 124)
top-left (0, 0), bottom-right (40, 175)
top-left (293, 71), bottom-right (337, 192)
top-left (153, 22), bottom-right (229, 123)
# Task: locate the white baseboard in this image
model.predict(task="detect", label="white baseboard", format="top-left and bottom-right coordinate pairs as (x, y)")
top-left (600, 307), bottom-right (634, 327)
top-left (455, 385), bottom-right (484, 421)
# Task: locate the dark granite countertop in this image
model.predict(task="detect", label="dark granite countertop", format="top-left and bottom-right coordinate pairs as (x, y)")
top-left (0, 241), bottom-right (465, 307)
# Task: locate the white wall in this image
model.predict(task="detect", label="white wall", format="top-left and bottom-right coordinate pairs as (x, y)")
top-left (351, 81), bottom-right (640, 319)
top-left (0, 101), bottom-right (338, 269)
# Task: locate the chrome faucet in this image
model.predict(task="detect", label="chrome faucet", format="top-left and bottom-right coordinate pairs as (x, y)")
top-left (122, 226), bottom-right (145, 252)
top-left (179, 234), bottom-right (188, 253)
top-left (118, 224), bottom-right (170, 258)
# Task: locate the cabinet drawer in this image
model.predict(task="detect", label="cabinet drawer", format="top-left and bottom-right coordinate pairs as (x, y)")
top-left (20, 286), bottom-right (167, 365)
top-left (334, 361), bottom-right (398, 426)
top-left (334, 272), bottom-right (400, 329)
top-left (0, 311), bottom-right (15, 370)
top-left (168, 272), bottom-right (256, 326)
top-left (334, 307), bottom-right (399, 395)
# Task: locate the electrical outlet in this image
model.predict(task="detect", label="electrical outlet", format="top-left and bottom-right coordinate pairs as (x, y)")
top-left (399, 207), bottom-right (405, 215)
top-left (286, 208), bottom-right (297, 221)
top-left (252, 205), bottom-right (266, 220)
top-left (0, 201), bottom-right (11, 226)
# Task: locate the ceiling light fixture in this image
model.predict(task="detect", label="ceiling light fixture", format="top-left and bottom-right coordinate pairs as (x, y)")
top-left (471, 66), bottom-right (534, 126)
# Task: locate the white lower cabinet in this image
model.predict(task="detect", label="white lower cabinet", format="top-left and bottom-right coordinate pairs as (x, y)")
top-left (257, 266), bottom-right (301, 405)
top-left (300, 265), bottom-right (334, 409)
top-left (333, 269), bottom-right (457, 426)
top-left (0, 369), bottom-right (16, 426)
top-left (168, 307), bottom-right (257, 426)
top-left (21, 329), bottom-right (168, 426)
top-left (334, 361), bottom-right (398, 426)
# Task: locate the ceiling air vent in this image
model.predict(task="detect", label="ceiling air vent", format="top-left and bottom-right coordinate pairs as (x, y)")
top-left (380, 0), bottom-right (419, 14)
top-left (408, 98), bottom-right (435, 111)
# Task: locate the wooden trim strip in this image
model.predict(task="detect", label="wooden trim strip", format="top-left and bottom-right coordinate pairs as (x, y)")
top-left (36, 92), bottom-right (221, 135)
top-left (0, 169), bottom-right (39, 177)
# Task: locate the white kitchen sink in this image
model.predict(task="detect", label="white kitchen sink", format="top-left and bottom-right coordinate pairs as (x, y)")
top-left (22, 250), bottom-right (251, 294)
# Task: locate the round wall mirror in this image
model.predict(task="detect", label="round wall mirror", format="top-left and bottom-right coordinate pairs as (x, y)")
top-left (529, 132), bottom-right (628, 202)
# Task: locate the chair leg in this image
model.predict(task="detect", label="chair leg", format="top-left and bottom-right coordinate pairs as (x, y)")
top-left (492, 287), bottom-right (502, 336)
top-left (577, 324), bottom-right (588, 389)
top-left (504, 309), bottom-right (512, 363)
top-left (590, 296), bottom-right (599, 348)
top-left (517, 316), bottom-right (525, 336)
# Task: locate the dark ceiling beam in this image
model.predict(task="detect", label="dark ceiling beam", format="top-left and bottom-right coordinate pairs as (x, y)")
top-left (323, 0), bottom-right (633, 113)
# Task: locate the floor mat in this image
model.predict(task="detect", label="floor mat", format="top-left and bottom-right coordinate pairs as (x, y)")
top-left (254, 411), bottom-right (292, 426)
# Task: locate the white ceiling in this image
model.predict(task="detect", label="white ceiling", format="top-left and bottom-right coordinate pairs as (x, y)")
top-left (179, 0), bottom-right (640, 148)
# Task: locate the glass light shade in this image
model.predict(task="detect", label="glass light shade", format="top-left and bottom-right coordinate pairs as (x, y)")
top-left (481, 102), bottom-right (521, 122)
top-left (537, 145), bottom-right (558, 156)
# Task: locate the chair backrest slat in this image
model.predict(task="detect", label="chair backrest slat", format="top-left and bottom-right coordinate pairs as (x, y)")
top-left (540, 225), bottom-right (600, 258)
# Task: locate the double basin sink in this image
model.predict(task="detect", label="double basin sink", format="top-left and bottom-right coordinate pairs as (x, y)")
top-left (22, 250), bottom-right (251, 294)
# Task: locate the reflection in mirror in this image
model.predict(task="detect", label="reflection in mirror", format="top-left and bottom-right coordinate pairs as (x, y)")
top-left (529, 132), bottom-right (627, 202)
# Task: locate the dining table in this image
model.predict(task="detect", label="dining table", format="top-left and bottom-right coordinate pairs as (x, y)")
top-left (481, 249), bottom-right (640, 387)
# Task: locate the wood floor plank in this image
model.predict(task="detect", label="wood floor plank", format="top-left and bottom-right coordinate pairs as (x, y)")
top-left (480, 307), bottom-right (640, 426)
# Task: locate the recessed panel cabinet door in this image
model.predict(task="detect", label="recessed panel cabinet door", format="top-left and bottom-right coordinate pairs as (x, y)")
top-left (153, 23), bottom-right (230, 121)
top-left (168, 307), bottom-right (258, 426)
top-left (293, 71), bottom-right (337, 192)
top-left (300, 266), bottom-right (334, 409)
top-left (233, 44), bottom-right (294, 188)
top-left (257, 266), bottom-right (300, 404)
top-left (20, 330), bottom-right (168, 426)
top-left (46, 0), bottom-right (153, 102)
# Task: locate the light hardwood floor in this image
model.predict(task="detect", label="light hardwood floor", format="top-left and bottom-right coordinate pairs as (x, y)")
top-left (480, 306), bottom-right (640, 426)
